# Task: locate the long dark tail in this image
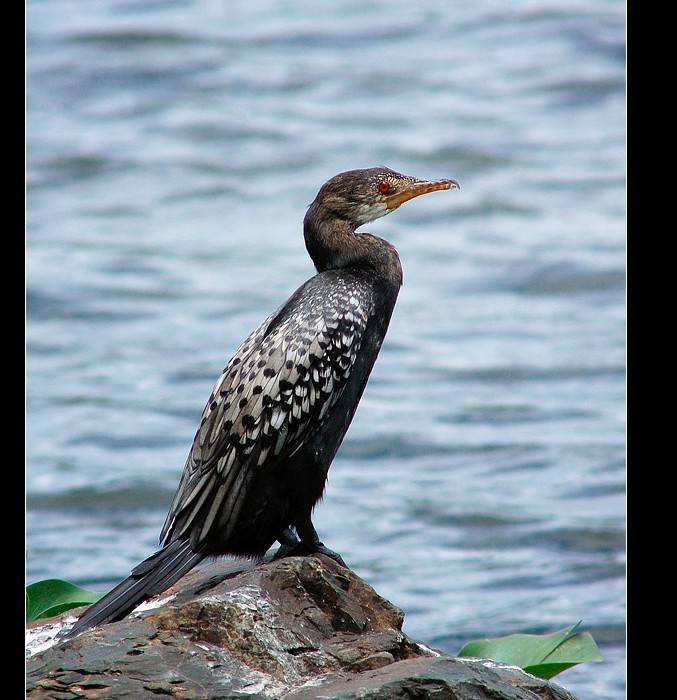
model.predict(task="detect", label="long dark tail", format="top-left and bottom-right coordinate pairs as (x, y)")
top-left (65, 539), bottom-right (206, 637)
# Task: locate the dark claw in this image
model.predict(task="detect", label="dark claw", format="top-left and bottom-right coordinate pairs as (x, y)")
top-left (271, 525), bottom-right (348, 568)
top-left (310, 543), bottom-right (347, 568)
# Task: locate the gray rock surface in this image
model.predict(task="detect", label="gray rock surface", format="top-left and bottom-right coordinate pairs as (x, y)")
top-left (26, 555), bottom-right (579, 699)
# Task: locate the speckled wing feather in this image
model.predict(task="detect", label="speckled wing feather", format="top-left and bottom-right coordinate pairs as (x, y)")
top-left (159, 272), bottom-right (375, 551)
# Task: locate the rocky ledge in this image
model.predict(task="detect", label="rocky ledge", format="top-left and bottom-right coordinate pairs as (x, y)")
top-left (26, 555), bottom-right (579, 699)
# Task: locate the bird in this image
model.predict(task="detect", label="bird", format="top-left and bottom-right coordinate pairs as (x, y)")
top-left (65, 166), bottom-right (459, 636)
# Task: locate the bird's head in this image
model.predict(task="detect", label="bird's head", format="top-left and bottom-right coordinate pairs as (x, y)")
top-left (309, 166), bottom-right (460, 229)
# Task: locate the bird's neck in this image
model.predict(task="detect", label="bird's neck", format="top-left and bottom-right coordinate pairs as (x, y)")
top-left (303, 208), bottom-right (403, 288)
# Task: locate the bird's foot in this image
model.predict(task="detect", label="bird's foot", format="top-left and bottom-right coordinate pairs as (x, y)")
top-left (272, 526), bottom-right (347, 568)
top-left (308, 543), bottom-right (347, 568)
top-left (272, 527), bottom-right (301, 560)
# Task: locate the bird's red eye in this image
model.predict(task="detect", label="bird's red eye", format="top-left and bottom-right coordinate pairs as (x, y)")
top-left (378, 181), bottom-right (390, 194)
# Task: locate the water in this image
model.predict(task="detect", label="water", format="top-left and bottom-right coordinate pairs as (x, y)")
top-left (26, 2), bottom-right (626, 698)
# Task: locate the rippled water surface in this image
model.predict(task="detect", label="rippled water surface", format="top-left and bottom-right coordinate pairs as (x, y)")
top-left (26, 2), bottom-right (625, 698)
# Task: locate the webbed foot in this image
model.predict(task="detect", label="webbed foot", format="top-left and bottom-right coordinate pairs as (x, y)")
top-left (272, 523), bottom-right (347, 568)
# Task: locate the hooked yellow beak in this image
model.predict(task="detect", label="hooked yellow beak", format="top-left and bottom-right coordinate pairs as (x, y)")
top-left (383, 178), bottom-right (460, 209)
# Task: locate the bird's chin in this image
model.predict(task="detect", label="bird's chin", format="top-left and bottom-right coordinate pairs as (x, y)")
top-left (355, 201), bottom-right (391, 226)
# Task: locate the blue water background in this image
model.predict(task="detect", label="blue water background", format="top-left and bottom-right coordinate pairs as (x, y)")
top-left (26, 2), bottom-right (626, 698)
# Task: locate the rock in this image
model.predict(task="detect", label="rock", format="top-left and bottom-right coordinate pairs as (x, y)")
top-left (26, 555), bottom-right (579, 699)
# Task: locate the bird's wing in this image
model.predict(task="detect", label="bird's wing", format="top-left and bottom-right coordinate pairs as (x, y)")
top-left (160, 273), bottom-right (375, 550)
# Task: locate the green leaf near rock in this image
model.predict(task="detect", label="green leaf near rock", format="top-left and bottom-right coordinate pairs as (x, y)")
top-left (26, 579), bottom-right (104, 623)
top-left (457, 622), bottom-right (603, 680)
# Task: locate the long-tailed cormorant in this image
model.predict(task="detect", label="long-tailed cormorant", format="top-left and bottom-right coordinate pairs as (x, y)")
top-left (66, 166), bottom-right (459, 635)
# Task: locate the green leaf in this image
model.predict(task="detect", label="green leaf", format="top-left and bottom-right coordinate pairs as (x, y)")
top-left (524, 630), bottom-right (603, 679)
top-left (26, 579), bottom-right (104, 623)
top-left (457, 622), bottom-right (603, 680)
